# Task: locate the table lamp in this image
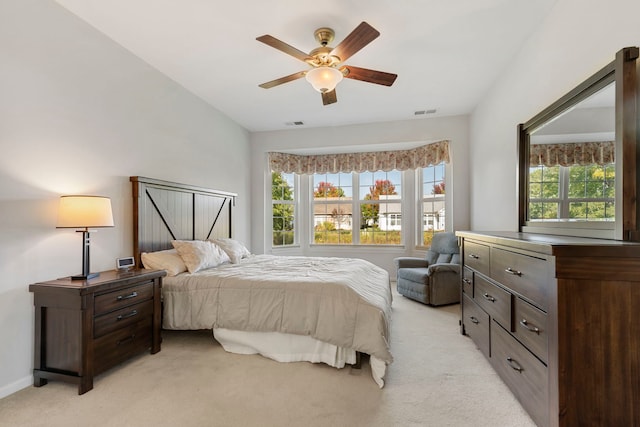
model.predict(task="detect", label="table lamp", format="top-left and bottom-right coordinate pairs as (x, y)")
top-left (57, 195), bottom-right (114, 280)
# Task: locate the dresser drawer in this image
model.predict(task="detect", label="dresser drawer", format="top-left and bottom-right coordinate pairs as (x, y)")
top-left (490, 248), bottom-right (551, 311)
top-left (94, 300), bottom-right (154, 338)
top-left (94, 281), bottom-right (154, 315)
top-left (462, 267), bottom-right (473, 296)
top-left (93, 318), bottom-right (152, 375)
top-left (474, 274), bottom-right (512, 330)
top-left (513, 297), bottom-right (548, 364)
top-left (490, 320), bottom-right (549, 427)
top-left (462, 294), bottom-right (490, 359)
top-left (464, 240), bottom-right (490, 276)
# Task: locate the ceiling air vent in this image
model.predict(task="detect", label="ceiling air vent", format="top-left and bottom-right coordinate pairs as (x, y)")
top-left (414, 109), bottom-right (437, 116)
top-left (285, 121), bottom-right (305, 126)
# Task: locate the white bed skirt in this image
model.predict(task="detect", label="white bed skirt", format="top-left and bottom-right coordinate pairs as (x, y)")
top-left (213, 328), bottom-right (386, 388)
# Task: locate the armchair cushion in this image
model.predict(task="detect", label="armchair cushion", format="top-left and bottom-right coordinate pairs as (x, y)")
top-left (427, 263), bottom-right (461, 275)
top-left (397, 267), bottom-right (430, 284)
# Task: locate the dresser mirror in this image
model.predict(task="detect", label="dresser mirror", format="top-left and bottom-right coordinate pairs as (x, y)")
top-left (518, 46), bottom-right (640, 240)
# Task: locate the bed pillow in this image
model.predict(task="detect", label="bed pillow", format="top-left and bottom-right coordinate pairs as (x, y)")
top-left (141, 249), bottom-right (187, 277)
top-left (172, 240), bottom-right (230, 273)
top-left (210, 238), bottom-right (251, 264)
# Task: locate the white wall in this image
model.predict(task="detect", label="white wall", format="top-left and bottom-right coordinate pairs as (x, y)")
top-left (0, 0), bottom-right (250, 398)
top-left (250, 115), bottom-right (471, 274)
top-left (469, 0), bottom-right (640, 231)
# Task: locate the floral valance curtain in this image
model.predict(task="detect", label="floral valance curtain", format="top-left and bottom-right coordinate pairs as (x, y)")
top-left (269, 140), bottom-right (450, 174)
top-left (530, 141), bottom-right (615, 167)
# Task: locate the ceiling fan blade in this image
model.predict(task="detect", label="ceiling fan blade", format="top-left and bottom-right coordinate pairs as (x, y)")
top-left (256, 35), bottom-right (311, 62)
top-left (259, 71), bottom-right (307, 89)
top-left (322, 89), bottom-right (337, 105)
top-left (330, 22), bottom-right (379, 63)
top-left (341, 65), bottom-right (397, 86)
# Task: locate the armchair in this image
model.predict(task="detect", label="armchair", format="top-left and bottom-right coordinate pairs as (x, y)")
top-left (394, 232), bottom-right (461, 306)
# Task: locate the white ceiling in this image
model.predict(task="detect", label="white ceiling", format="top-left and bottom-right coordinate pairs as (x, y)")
top-left (54, 0), bottom-right (557, 133)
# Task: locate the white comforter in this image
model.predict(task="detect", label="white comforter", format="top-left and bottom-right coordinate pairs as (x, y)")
top-left (162, 255), bottom-right (393, 365)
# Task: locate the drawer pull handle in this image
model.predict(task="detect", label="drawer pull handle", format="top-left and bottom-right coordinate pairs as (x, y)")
top-left (462, 278), bottom-right (472, 285)
top-left (117, 334), bottom-right (136, 346)
top-left (117, 291), bottom-right (138, 301)
top-left (520, 319), bottom-right (540, 334)
top-left (469, 254), bottom-right (480, 259)
top-left (469, 316), bottom-right (479, 324)
top-left (504, 267), bottom-right (522, 276)
top-left (116, 310), bottom-right (138, 321)
top-left (482, 293), bottom-right (496, 302)
top-left (506, 357), bottom-right (523, 373)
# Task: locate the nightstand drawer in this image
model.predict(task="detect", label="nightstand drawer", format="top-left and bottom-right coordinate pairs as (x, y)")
top-left (464, 240), bottom-right (490, 276)
top-left (94, 281), bottom-right (154, 315)
top-left (474, 274), bottom-right (511, 330)
top-left (94, 300), bottom-right (154, 338)
top-left (93, 318), bottom-right (153, 375)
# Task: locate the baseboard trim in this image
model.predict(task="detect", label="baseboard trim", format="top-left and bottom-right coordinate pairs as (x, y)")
top-left (0, 376), bottom-right (32, 399)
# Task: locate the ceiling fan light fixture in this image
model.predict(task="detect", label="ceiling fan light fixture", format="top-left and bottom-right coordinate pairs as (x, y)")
top-left (305, 66), bottom-right (343, 93)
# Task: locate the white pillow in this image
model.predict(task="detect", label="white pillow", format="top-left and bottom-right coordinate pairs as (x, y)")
top-left (172, 240), bottom-right (230, 273)
top-left (141, 249), bottom-right (187, 277)
top-left (210, 238), bottom-right (251, 264)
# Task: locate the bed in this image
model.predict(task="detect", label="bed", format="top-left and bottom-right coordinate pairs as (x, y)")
top-left (130, 176), bottom-right (393, 387)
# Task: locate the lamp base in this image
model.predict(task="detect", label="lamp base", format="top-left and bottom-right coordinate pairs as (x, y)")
top-left (71, 272), bottom-right (100, 281)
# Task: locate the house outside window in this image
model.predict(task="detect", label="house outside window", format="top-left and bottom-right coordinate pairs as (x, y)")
top-left (271, 172), bottom-right (296, 246)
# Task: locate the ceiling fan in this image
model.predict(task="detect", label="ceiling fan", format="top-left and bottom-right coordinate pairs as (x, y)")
top-left (256, 22), bottom-right (397, 106)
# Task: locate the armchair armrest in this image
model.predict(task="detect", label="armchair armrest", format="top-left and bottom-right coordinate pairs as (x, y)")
top-left (394, 257), bottom-right (428, 269)
top-left (427, 263), bottom-right (461, 275)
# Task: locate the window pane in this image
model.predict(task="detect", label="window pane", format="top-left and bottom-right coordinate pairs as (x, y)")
top-left (529, 202), bottom-right (558, 220)
top-left (568, 182), bottom-right (585, 198)
top-left (313, 173), bottom-right (351, 199)
top-left (423, 164), bottom-right (445, 198)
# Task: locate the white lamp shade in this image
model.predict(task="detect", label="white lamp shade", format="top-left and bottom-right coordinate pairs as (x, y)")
top-left (56, 195), bottom-right (114, 228)
top-left (305, 67), bottom-right (343, 93)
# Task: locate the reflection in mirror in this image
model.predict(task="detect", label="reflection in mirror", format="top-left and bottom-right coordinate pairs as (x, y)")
top-left (528, 82), bottom-right (615, 223)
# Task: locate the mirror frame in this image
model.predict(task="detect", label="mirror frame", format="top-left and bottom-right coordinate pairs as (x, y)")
top-left (518, 46), bottom-right (640, 240)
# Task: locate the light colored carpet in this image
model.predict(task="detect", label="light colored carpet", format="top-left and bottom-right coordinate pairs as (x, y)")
top-left (0, 291), bottom-right (535, 427)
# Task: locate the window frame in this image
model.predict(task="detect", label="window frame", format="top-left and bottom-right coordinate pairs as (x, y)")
top-left (271, 171), bottom-right (298, 247)
top-left (418, 162), bottom-right (447, 247)
top-left (529, 163), bottom-right (615, 222)
top-left (310, 170), bottom-right (404, 246)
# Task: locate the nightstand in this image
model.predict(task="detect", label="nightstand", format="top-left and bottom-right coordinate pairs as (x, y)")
top-left (29, 269), bottom-right (166, 394)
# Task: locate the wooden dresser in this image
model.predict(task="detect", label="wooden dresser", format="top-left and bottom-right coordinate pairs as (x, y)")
top-left (29, 269), bottom-right (165, 394)
top-left (457, 231), bottom-right (640, 427)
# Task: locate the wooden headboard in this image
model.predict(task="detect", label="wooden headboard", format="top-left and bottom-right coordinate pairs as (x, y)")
top-left (130, 176), bottom-right (237, 267)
